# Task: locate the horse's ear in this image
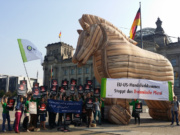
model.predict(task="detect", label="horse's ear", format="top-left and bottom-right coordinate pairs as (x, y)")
top-left (84, 22), bottom-right (90, 32)
top-left (77, 29), bottom-right (83, 35)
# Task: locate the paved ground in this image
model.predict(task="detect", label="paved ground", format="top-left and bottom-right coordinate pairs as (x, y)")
top-left (0, 106), bottom-right (180, 135)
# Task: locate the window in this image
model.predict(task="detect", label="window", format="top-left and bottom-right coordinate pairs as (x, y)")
top-left (78, 78), bottom-right (82, 85)
top-left (78, 68), bottom-right (82, 74)
top-left (86, 77), bottom-right (89, 82)
top-left (86, 67), bottom-right (89, 74)
top-left (71, 69), bottom-right (74, 75)
top-left (64, 69), bottom-right (67, 75)
top-left (174, 71), bottom-right (179, 87)
top-left (171, 59), bottom-right (176, 66)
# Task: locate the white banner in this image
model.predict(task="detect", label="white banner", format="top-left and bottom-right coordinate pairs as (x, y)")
top-left (29, 102), bottom-right (37, 114)
top-left (101, 78), bottom-right (173, 101)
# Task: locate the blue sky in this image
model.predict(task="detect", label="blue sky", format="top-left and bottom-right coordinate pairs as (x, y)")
top-left (0, 0), bottom-right (180, 80)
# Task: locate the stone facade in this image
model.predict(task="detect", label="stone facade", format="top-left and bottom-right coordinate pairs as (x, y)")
top-left (42, 42), bottom-right (100, 89)
top-left (135, 18), bottom-right (180, 99)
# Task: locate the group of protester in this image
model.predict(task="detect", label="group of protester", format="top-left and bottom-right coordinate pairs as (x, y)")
top-left (1, 90), bottom-right (105, 133)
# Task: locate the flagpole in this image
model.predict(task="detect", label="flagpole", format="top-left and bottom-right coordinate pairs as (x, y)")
top-left (23, 63), bottom-right (32, 91)
top-left (139, 2), bottom-right (143, 49)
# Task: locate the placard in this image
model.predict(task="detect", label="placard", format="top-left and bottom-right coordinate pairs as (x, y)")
top-left (84, 84), bottom-right (91, 93)
top-left (135, 103), bottom-right (142, 113)
top-left (86, 80), bottom-right (93, 86)
top-left (65, 113), bottom-right (72, 125)
top-left (17, 84), bottom-right (27, 96)
top-left (86, 98), bottom-right (93, 110)
top-left (62, 80), bottom-right (69, 89)
top-left (29, 102), bottom-right (37, 114)
top-left (70, 85), bottom-right (75, 95)
top-left (20, 80), bottom-right (28, 90)
top-left (6, 98), bottom-right (15, 111)
top-left (40, 86), bottom-right (47, 95)
top-left (50, 85), bottom-right (58, 95)
top-left (94, 88), bottom-right (100, 97)
top-left (70, 79), bottom-right (77, 86)
top-left (33, 82), bottom-right (39, 88)
top-left (59, 86), bottom-right (66, 93)
top-left (32, 87), bottom-right (41, 98)
top-left (77, 85), bottom-right (84, 94)
top-left (73, 113), bottom-right (81, 122)
top-left (51, 79), bottom-right (58, 86)
top-left (38, 102), bottom-right (47, 114)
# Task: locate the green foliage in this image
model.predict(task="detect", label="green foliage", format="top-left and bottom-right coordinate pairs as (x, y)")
top-left (5, 91), bottom-right (12, 97)
top-left (0, 90), bottom-right (5, 97)
top-left (12, 90), bottom-right (17, 97)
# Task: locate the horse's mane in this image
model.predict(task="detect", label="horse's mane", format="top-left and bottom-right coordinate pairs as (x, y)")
top-left (79, 14), bottom-right (137, 45)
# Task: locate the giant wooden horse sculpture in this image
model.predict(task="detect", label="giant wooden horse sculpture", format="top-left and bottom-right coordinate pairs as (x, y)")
top-left (72, 14), bottom-right (179, 124)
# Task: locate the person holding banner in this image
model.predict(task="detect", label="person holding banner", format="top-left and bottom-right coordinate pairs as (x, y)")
top-left (23, 95), bottom-right (31, 132)
top-left (1, 95), bottom-right (12, 132)
top-left (14, 96), bottom-right (24, 133)
top-left (170, 96), bottom-right (179, 126)
top-left (129, 99), bottom-right (140, 125)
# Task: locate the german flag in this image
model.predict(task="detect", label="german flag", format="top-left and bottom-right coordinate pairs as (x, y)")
top-left (59, 32), bottom-right (61, 38)
top-left (129, 8), bottom-right (141, 39)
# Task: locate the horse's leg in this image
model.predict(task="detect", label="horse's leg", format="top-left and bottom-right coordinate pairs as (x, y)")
top-left (105, 98), bottom-right (131, 125)
top-left (145, 100), bottom-right (180, 121)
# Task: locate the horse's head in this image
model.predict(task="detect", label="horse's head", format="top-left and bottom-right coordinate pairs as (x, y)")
top-left (72, 22), bottom-right (102, 67)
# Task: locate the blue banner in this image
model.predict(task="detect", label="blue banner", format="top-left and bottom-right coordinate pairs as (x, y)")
top-left (47, 99), bottom-right (82, 113)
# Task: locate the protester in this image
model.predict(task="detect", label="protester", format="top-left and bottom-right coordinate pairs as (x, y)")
top-left (170, 96), bottom-right (179, 126)
top-left (93, 97), bottom-right (102, 125)
top-left (85, 93), bottom-right (93, 128)
top-left (38, 97), bottom-right (47, 129)
top-left (129, 99), bottom-right (140, 125)
top-left (29, 96), bottom-right (40, 130)
top-left (14, 96), bottom-right (24, 133)
top-left (1, 95), bottom-right (12, 132)
top-left (23, 95), bottom-right (31, 132)
top-left (49, 95), bottom-right (57, 129)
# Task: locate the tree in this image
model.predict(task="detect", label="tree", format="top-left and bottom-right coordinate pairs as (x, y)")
top-left (12, 90), bottom-right (17, 97)
top-left (5, 91), bottom-right (12, 97)
top-left (0, 90), bottom-right (5, 98)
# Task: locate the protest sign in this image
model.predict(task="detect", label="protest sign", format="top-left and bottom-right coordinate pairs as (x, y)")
top-left (40, 86), bottom-right (47, 95)
top-left (29, 102), bottom-right (37, 114)
top-left (73, 113), bottom-right (81, 122)
top-left (84, 84), bottom-right (91, 93)
top-left (38, 102), bottom-right (47, 114)
top-left (70, 79), bottom-right (77, 86)
top-left (32, 87), bottom-right (41, 98)
top-left (70, 85), bottom-right (75, 95)
top-left (85, 98), bottom-right (93, 110)
top-left (20, 80), bottom-right (28, 90)
top-left (6, 98), bottom-right (15, 111)
top-left (50, 85), bottom-right (58, 95)
top-left (86, 80), bottom-right (93, 86)
top-left (17, 84), bottom-right (27, 96)
top-left (135, 102), bottom-right (142, 113)
top-left (33, 82), bottom-right (39, 88)
top-left (65, 113), bottom-right (72, 125)
top-left (47, 99), bottom-right (82, 113)
top-left (59, 86), bottom-right (66, 93)
top-left (62, 80), bottom-right (69, 89)
top-left (77, 85), bottom-right (84, 94)
top-left (101, 78), bottom-right (173, 101)
top-left (51, 79), bottom-right (58, 86)
top-left (94, 88), bottom-right (100, 97)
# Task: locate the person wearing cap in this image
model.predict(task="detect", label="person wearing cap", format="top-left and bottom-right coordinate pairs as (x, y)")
top-left (170, 96), bottom-right (179, 126)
